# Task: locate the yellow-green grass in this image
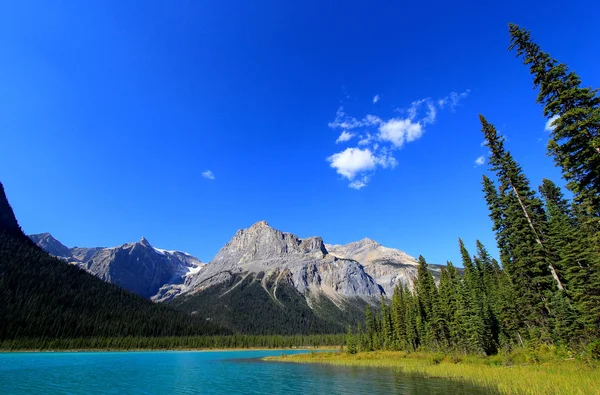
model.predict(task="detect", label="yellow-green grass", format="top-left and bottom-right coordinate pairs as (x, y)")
top-left (265, 349), bottom-right (600, 395)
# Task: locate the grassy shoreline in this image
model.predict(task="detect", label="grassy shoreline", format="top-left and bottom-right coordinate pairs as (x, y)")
top-left (264, 350), bottom-right (600, 395)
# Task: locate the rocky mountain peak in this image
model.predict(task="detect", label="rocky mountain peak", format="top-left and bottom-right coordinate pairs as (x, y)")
top-left (139, 237), bottom-right (152, 247)
top-left (29, 232), bottom-right (72, 258)
top-left (216, 222), bottom-right (330, 264)
top-left (358, 237), bottom-right (380, 247)
top-left (250, 220), bottom-right (270, 228)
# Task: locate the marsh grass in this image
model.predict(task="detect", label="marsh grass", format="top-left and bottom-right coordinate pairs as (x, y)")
top-left (265, 348), bottom-right (600, 395)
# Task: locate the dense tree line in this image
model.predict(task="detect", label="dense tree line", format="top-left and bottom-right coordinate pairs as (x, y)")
top-left (0, 183), bottom-right (227, 340)
top-left (0, 334), bottom-right (344, 351)
top-left (347, 25), bottom-right (600, 355)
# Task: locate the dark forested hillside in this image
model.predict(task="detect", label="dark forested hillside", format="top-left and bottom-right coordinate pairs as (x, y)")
top-left (0, 182), bottom-right (227, 340)
top-left (171, 271), bottom-right (368, 335)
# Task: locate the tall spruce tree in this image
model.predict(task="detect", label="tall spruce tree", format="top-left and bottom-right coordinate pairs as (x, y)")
top-left (481, 115), bottom-right (562, 341)
top-left (539, 179), bottom-right (600, 336)
top-left (459, 239), bottom-right (488, 354)
top-left (391, 284), bottom-right (408, 350)
top-left (509, 24), bottom-right (600, 217)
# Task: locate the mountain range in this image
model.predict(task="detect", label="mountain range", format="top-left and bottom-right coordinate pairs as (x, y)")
top-left (29, 220), bottom-right (444, 334)
top-left (28, 233), bottom-right (202, 299)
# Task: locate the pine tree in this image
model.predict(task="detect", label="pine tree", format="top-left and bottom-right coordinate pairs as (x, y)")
top-left (345, 326), bottom-right (357, 354)
top-left (380, 296), bottom-right (393, 350)
top-left (509, 24), bottom-right (600, 217)
top-left (539, 178), bottom-right (600, 337)
top-left (476, 240), bottom-right (500, 354)
top-left (390, 285), bottom-right (407, 350)
top-left (438, 262), bottom-right (463, 351)
top-left (365, 305), bottom-right (375, 351)
top-left (480, 115), bottom-right (561, 341)
top-left (459, 239), bottom-right (488, 354)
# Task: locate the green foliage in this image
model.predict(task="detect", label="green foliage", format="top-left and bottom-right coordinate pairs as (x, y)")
top-left (509, 24), bottom-right (600, 216)
top-left (588, 340), bottom-right (600, 360)
top-left (345, 327), bottom-right (357, 354)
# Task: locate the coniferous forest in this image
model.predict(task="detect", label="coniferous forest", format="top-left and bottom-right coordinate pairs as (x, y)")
top-left (346, 24), bottom-right (600, 357)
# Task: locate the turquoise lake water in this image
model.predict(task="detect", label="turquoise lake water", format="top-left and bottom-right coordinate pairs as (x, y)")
top-left (0, 350), bottom-right (496, 394)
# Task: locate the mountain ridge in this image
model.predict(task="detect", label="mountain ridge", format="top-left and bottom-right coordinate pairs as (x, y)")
top-left (28, 232), bottom-right (203, 299)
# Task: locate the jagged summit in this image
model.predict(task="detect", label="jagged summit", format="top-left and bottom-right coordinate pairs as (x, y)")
top-left (326, 238), bottom-right (419, 295)
top-left (250, 220), bottom-right (270, 228)
top-left (29, 232), bottom-right (72, 258)
top-left (357, 237), bottom-right (380, 246)
top-left (30, 232), bottom-right (203, 299)
top-left (182, 221), bottom-right (382, 299)
top-left (139, 237), bottom-right (152, 247)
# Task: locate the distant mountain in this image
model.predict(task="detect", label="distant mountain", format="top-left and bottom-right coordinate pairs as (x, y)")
top-left (29, 233), bottom-right (203, 299)
top-left (0, 182), bottom-right (225, 340)
top-left (326, 238), bottom-right (420, 296)
top-left (171, 221), bottom-right (434, 334)
top-left (29, 232), bottom-right (72, 258)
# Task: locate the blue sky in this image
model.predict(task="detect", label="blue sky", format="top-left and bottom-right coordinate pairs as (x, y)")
top-left (1, 1), bottom-right (599, 264)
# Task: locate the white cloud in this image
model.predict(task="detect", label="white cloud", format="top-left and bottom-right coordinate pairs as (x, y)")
top-left (349, 176), bottom-right (369, 190)
top-left (202, 170), bottom-right (215, 180)
top-left (363, 114), bottom-right (382, 125)
top-left (378, 118), bottom-right (423, 148)
top-left (406, 98), bottom-right (427, 120)
top-left (328, 107), bottom-right (382, 130)
top-left (474, 156), bottom-right (485, 166)
top-left (358, 133), bottom-right (373, 146)
top-left (335, 131), bottom-right (355, 143)
top-left (423, 101), bottom-right (437, 125)
top-left (327, 147), bottom-right (377, 180)
top-left (545, 115), bottom-right (560, 132)
top-left (438, 89), bottom-right (470, 111)
top-left (327, 89), bottom-right (470, 189)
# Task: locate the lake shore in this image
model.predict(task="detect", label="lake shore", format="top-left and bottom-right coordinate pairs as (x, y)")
top-left (264, 350), bottom-right (600, 395)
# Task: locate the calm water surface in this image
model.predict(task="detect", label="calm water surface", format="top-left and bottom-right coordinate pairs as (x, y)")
top-left (0, 350), bottom-right (496, 394)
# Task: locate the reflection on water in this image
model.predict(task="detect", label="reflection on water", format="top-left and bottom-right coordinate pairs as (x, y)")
top-left (0, 350), bottom-right (498, 395)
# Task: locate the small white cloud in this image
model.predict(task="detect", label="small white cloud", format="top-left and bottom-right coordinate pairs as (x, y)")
top-left (328, 107), bottom-right (382, 130)
top-left (336, 131), bottom-right (355, 143)
top-left (438, 89), bottom-right (470, 111)
top-left (406, 98), bottom-right (427, 120)
top-left (373, 94), bottom-right (380, 104)
top-left (202, 170), bottom-right (215, 180)
top-left (358, 133), bottom-right (373, 146)
top-left (474, 156), bottom-right (485, 167)
top-left (545, 115), bottom-right (560, 132)
top-left (423, 101), bottom-right (437, 125)
top-left (349, 176), bottom-right (369, 190)
top-left (327, 147), bottom-right (377, 180)
top-left (327, 148), bottom-right (396, 189)
top-left (363, 114), bottom-right (382, 125)
top-left (378, 118), bottom-right (423, 148)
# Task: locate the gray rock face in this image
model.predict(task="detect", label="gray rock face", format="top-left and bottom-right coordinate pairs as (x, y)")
top-left (29, 233), bottom-right (203, 299)
top-left (28, 233), bottom-right (72, 259)
top-left (182, 221), bottom-right (383, 304)
top-left (326, 238), bottom-right (420, 295)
